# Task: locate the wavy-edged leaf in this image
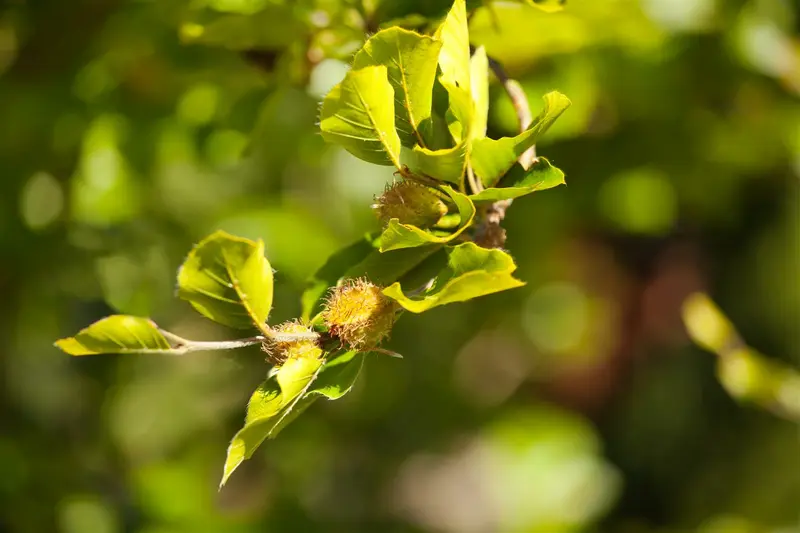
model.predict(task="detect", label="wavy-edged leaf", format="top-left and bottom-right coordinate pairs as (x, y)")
top-left (434, 0), bottom-right (471, 93)
top-left (177, 230), bottom-right (273, 332)
top-left (383, 242), bottom-right (525, 313)
top-left (379, 186), bottom-right (476, 252)
top-left (320, 65), bottom-right (402, 168)
top-left (471, 91), bottom-right (571, 187)
top-left (308, 350), bottom-right (365, 399)
top-left (55, 315), bottom-right (172, 356)
top-left (470, 46), bottom-right (489, 140)
top-left (353, 27), bottom-right (443, 148)
top-left (469, 157), bottom-right (565, 202)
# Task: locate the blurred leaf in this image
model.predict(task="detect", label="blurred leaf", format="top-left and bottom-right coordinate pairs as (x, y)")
top-left (434, 0), bottom-right (471, 93)
top-left (471, 91), bottom-right (571, 186)
top-left (379, 186), bottom-right (476, 251)
top-left (180, 6), bottom-right (303, 51)
top-left (55, 316), bottom-right (171, 356)
top-left (353, 27), bottom-right (443, 148)
top-left (383, 242), bottom-right (525, 313)
top-left (521, 0), bottom-right (566, 12)
top-left (320, 66), bottom-right (402, 167)
top-left (177, 231), bottom-right (273, 332)
top-left (470, 46), bottom-right (490, 140)
top-left (469, 157), bottom-right (565, 202)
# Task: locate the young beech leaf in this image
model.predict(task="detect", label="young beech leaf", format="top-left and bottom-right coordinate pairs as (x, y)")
top-left (402, 80), bottom-right (473, 184)
top-left (352, 27), bottom-right (443, 149)
top-left (55, 315), bottom-right (172, 356)
top-left (221, 350), bottom-right (366, 487)
top-left (435, 0), bottom-right (471, 94)
top-left (469, 157), bottom-right (565, 203)
top-left (319, 65), bottom-right (402, 168)
top-left (177, 230), bottom-right (273, 332)
top-left (379, 186), bottom-right (476, 252)
top-left (471, 91), bottom-right (571, 187)
top-left (470, 46), bottom-right (490, 140)
top-left (383, 242), bottom-right (525, 313)
top-left (276, 356), bottom-right (324, 405)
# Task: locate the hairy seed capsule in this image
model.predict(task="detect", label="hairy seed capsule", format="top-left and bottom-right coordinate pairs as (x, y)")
top-left (373, 180), bottom-right (447, 228)
top-left (322, 279), bottom-right (396, 351)
top-left (263, 321), bottom-right (321, 365)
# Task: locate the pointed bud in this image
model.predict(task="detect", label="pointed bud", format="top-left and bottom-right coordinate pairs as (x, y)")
top-left (373, 180), bottom-right (447, 228)
top-left (263, 321), bottom-right (322, 365)
top-left (322, 279), bottom-right (396, 351)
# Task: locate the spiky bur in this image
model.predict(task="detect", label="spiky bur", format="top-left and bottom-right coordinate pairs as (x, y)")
top-left (373, 180), bottom-right (447, 228)
top-left (322, 279), bottom-right (396, 351)
top-left (263, 321), bottom-right (322, 365)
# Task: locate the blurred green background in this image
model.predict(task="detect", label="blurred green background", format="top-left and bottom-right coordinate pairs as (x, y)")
top-left (1, 0), bottom-right (798, 532)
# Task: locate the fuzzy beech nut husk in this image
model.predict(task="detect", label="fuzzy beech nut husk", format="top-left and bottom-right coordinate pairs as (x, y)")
top-left (373, 180), bottom-right (447, 228)
top-left (262, 321), bottom-right (322, 365)
top-left (322, 279), bottom-right (396, 351)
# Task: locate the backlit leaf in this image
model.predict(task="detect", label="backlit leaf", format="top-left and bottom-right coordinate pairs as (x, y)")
top-left (434, 0), bottom-right (471, 94)
top-left (55, 315), bottom-right (172, 356)
top-left (320, 66), bottom-right (402, 168)
top-left (469, 157), bottom-right (565, 202)
top-left (470, 46), bottom-right (490, 140)
top-left (383, 242), bottom-right (525, 313)
top-left (471, 91), bottom-right (571, 187)
top-left (353, 27), bottom-right (443, 148)
top-left (177, 230), bottom-right (273, 332)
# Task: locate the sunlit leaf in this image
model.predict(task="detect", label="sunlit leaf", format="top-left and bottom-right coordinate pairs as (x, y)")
top-left (177, 230), bottom-right (273, 332)
top-left (383, 242), bottom-right (525, 313)
top-left (276, 356), bottom-right (324, 404)
top-left (221, 350), bottom-right (365, 486)
top-left (379, 186), bottom-right (476, 252)
top-left (470, 46), bottom-right (490, 140)
top-left (471, 91), bottom-right (571, 187)
top-left (353, 27), bottom-right (443, 148)
top-left (55, 315), bottom-right (172, 356)
top-left (469, 157), bottom-right (565, 202)
top-left (434, 0), bottom-right (471, 93)
top-left (320, 66), bottom-right (402, 168)
top-left (403, 80), bottom-right (473, 184)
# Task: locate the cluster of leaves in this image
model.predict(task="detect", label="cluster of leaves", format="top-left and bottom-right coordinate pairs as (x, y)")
top-left (56, 0), bottom-right (571, 486)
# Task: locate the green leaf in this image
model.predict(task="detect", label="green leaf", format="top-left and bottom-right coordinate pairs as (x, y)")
top-left (379, 186), bottom-right (476, 252)
top-left (301, 235), bottom-right (376, 321)
top-left (352, 27), bottom-right (443, 148)
top-left (320, 65), bottom-right (402, 168)
top-left (308, 350), bottom-right (365, 399)
top-left (383, 242), bottom-right (525, 313)
top-left (276, 356), bottom-right (324, 404)
top-left (434, 0), bottom-right (471, 93)
top-left (221, 350), bottom-right (365, 487)
top-left (403, 80), bottom-right (473, 184)
top-left (177, 230), bottom-right (273, 332)
top-left (343, 242), bottom-right (442, 286)
top-left (470, 46), bottom-right (490, 140)
top-left (471, 91), bottom-right (571, 187)
top-left (55, 315), bottom-right (172, 356)
top-left (469, 157), bottom-right (565, 202)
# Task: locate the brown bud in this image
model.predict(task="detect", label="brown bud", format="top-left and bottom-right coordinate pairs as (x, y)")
top-left (322, 278), bottom-right (396, 351)
top-left (373, 180), bottom-right (447, 228)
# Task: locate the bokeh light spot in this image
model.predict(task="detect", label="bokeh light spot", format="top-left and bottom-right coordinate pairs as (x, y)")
top-left (20, 171), bottom-right (64, 230)
top-left (599, 168), bottom-right (677, 235)
top-left (177, 83), bottom-right (220, 126)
